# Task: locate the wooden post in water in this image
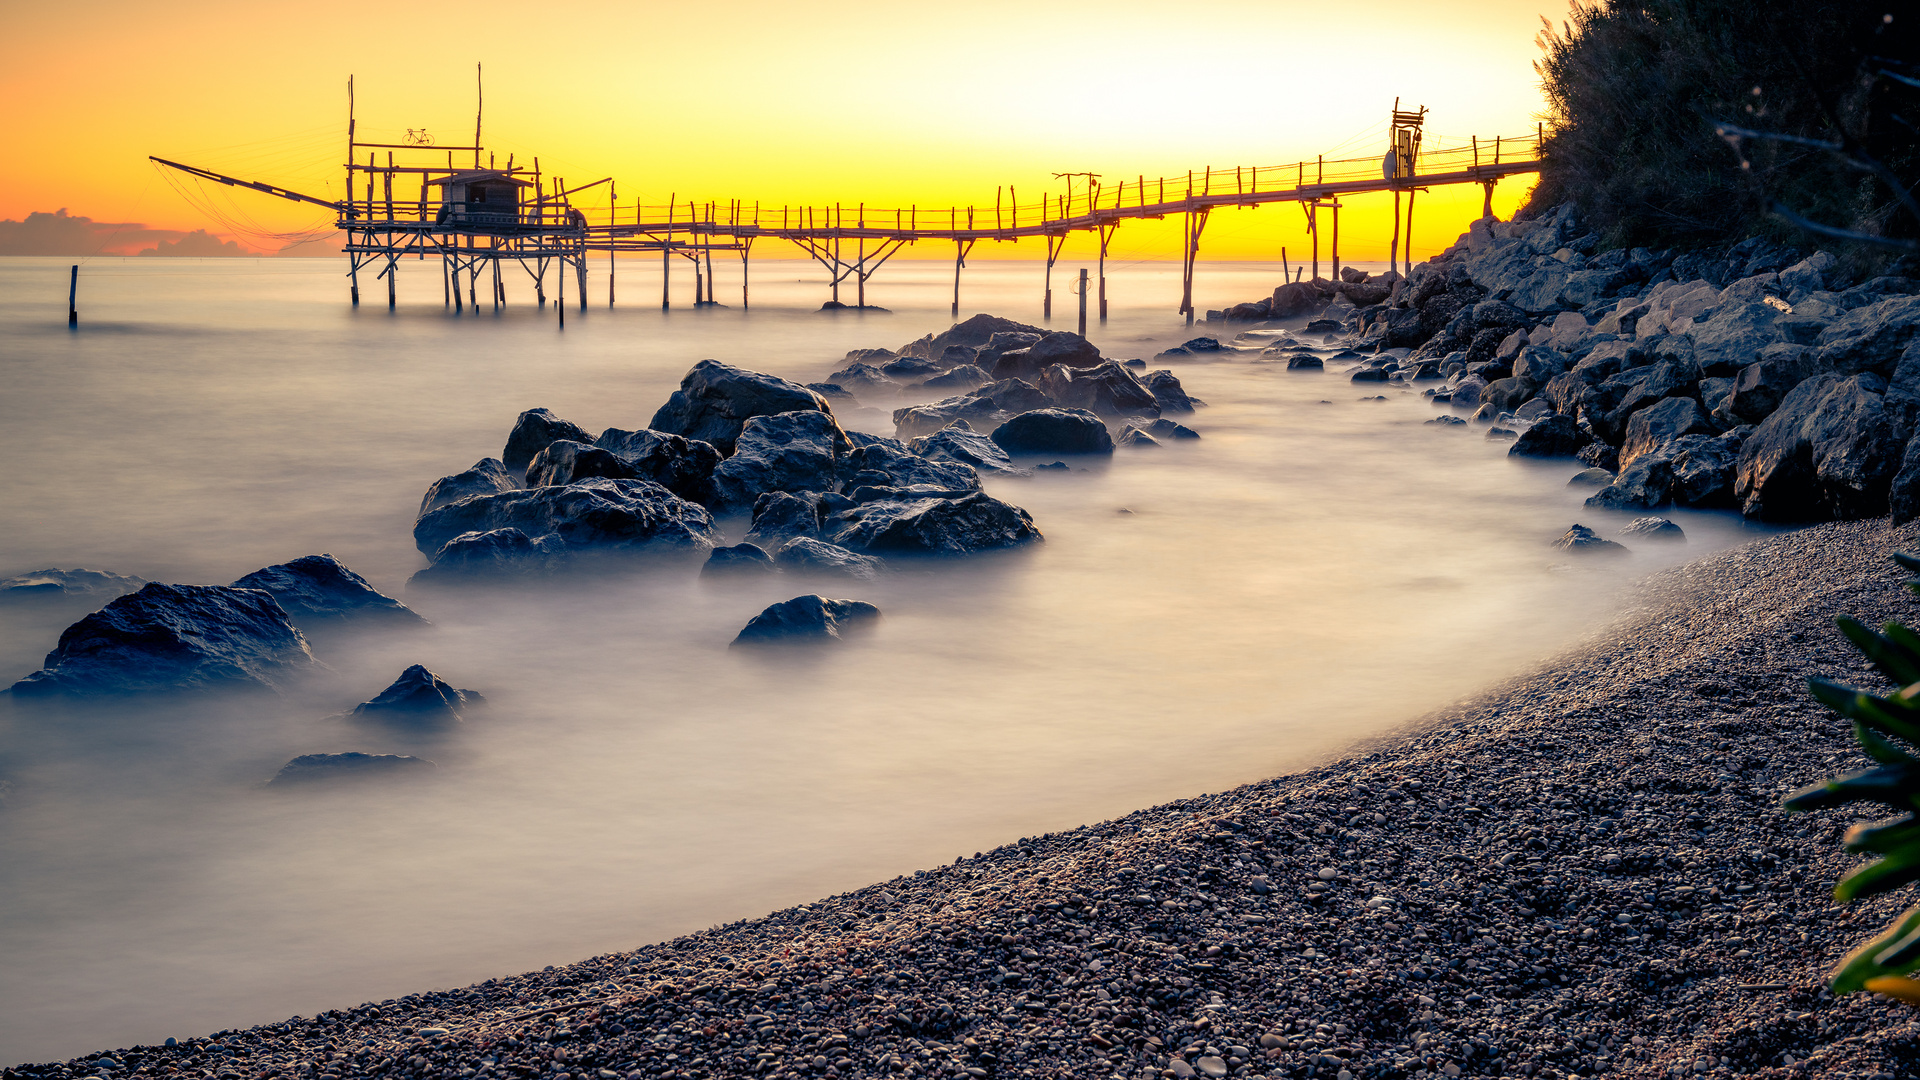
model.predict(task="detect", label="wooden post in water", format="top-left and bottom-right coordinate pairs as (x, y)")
top-left (67, 265), bottom-right (78, 327)
top-left (1405, 185), bottom-right (1417, 270)
top-left (389, 257), bottom-right (397, 309)
top-left (1389, 189), bottom-right (1401, 276)
top-left (558, 249), bottom-right (566, 329)
top-left (1330, 201), bottom-right (1341, 285)
top-left (608, 181), bottom-right (616, 308)
top-left (663, 194), bottom-right (673, 309)
top-left (1281, 247), bottom-right (1290, 283)
top-left (1077, 268), bottom-right (1088, 337)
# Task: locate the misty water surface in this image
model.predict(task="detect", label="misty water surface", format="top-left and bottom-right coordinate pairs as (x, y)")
top-left (0, 256), bottom-right (1764, 1063)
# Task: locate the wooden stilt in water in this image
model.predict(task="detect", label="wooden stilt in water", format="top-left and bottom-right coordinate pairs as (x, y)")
top-left (1405, 185), bottom-right (1417, 269)
top-left (1281, 246), bottom-right (1290, 284)
top-left (1389, 189), bottom-right (1401, 276)
top-left (577, 255), bottom-right (587, 312)
top-left (558, 251), bottom-right (565, 329)
top-left (608, 182), bottom-right (616, 308)
top-left (452, 255), bottom-right (463, 314)
top-left (1077, 268), bottom-right (1088, 337)
top-left (1481, 180), bottom-right (1496, 220)
top-left (1330, 201), bottom-right (1341, 285)
top-left (388, 257), bottom-right (397, 309)
top-left (951, 239), bottom-right (969, 318)
top-left (442, 252), bottom-right (450, 308)
top-left (67, 265), bottom-right (78, 327)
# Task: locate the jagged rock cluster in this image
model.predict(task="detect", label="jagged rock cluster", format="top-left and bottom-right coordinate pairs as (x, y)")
top-left (1218, 205), bottom-right (1920, 525)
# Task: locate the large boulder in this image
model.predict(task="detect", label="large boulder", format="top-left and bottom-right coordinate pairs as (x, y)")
top-left (1735, 373), bottom-right (1903, 520)
top-left (648, 360), bottom-right (835, 455)
top-left (825, 492), bottom-right (1043, 556)
top-left (413, 478), bottom-right (718, 561)
top-left (907, 425), bottom-right (1022, 475)
top-left (419, 458), bottom-right (515, 519)
top-left (524, 440), bottom-right (639, 487)
top-left (503, 409), bottom-right (594, 472)
top-left (1511, 345), bottom-right (1572, 384)
top-left (349, 664), bottom-right (483, 725)
top-left (412, 528), bottom-right (558, 579)
top-left (1484, 377), bottom-right (1537, 412)
top-left (1144, 370), bottom-right (1199, 412)
top-left (1889, 435), bottom-right (1920, 524)
top-left (1038, 361), bottom-right (1159, 419)
top-left (839, 441), bottom-right (980, 493)
top-left (973, 332), bottom-right (1045, 374)
top-left (1815, 294), bottom-right (1920, 377)
top-left (232, 554), bottom-right (423, 626)
top-left (701, 542), bottom-right (778, 577)
top-left (991, 332), bottom-right (1104, 380)
top-left (915, 364), bottom-right (992, 393)
top-left (1270, 281), bottom-right (1326, 318)
top-left (774, 537), bottom-right (884, 580)
top-left (1552, 524), bottom-right (1628, 555)
top-left (892, 379), bottom-right (1054, 440)
top-left (896, 314), bottom-right (1045, 361)
top-left (0, 568), bottom-right (145, 604)
top-left (707, 411), bottom-right (852, 513)
top-left (268, 753), bottom-right (434, 787)
top-left (1587, 433), bottom-right (1743, 511)
top-left (990, 409), bottom-right (1115, 455)
top-left (744, 491), bottom-right (826, 547)
top-left (1508, 414), bottom-right (1589, 458)
top-left (592, 428), bottom-right (723, 502)
top-left (1725, 346), bottom-right (1815, 425)
top-left (732, 595), bottom-right (880, 646)
top-left (1619, 396), bottom-right (1715, 470)
top-left (9, 583), bottom-right (316, 697)
top-left (1689, 302), bottom-right (1789, 375)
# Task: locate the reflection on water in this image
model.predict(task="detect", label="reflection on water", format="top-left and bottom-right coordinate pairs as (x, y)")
top-left (0, 256), bottom-right (1763, 1063)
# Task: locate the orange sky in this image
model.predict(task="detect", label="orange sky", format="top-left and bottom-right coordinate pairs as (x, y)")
top-left (0, 0), bottom-right (1557, 260)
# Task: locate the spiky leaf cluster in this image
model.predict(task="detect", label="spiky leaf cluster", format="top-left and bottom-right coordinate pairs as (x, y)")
top-left (1786, 552), bottom-right (1920, 996)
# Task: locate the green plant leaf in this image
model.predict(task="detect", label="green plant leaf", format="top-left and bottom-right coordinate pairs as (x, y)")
top-left (1895, 551), bottom-right (1920, 575)
top-left (1883, 622), bottom-right (1920, 666)
top-left (1833, 904), bottom-right (1920, 993)
top-left (1838, 617), bottom-right (1920, 686)
top-left (1784, 764), bottom-right (1920, 813)
top-left (1856, 721), bottom-right (1918, 765)
top-left (1836, 850), bottom-right (1920, 902)
top-left (1843, 814), bottom-right (1920, 854)
top-left (1809, 679), bottom-right (1920, 746)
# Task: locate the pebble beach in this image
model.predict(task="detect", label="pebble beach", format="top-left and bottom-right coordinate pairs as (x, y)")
top-left (14, 518), bottom-right (1920, 1080)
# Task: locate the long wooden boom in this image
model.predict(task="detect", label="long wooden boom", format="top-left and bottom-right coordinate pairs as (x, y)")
top-left (148, 157), bottom-right (345, 213)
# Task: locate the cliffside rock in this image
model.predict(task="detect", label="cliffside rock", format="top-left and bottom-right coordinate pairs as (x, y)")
top-left (731, 595), bottom-right (881, 646)
top-left (413, 478), bottom-right (718, 561)
top-left (503, 409), bottom-right (594, 472)
top-left (525, 440), bottom-right (639, 487)
top-left (706, 411), bottom-right (853, 513)
top-left (267, 753), bottom-right (434, 787)
top-left (990, 409), bottom-right (1115, 455)
top-left (232, 554), bottom-right (423, 626)
top-left (701, 542), bottom-right (778, 577)
top-left (907, 426), bottom-right (1023, 475)
top-left (350, 664), bottom-right (483, 725)
top-left (1038, 361), bottom-right (1159, 419)
top-left (10, 583), bottom-right (316, 697)
top-left (774, 538), bottom-right (884, 580)
top-left (592, 428), bottom-right (723, 502)
top-left (419, 458), bottom-right (515, 519)
top-left (0, 568), bottom-right (145, 604)
top-left (1620, 397), bottom-right (1715, 470)
top-left (826, 492), bottom-right (1043, 556)
top-left (648, 360), bottom-right (835, 454)
top-left (1552, 524), bottom-right (1628, 556)
top-left (1508, 415), bottom-right (1589, 458)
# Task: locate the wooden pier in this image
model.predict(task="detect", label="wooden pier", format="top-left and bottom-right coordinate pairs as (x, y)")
top-left (151, 82), bottom-right (1542, 323)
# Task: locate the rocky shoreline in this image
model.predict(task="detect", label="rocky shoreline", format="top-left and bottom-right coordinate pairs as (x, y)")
top-left (16, 518), bottom-right (1920, 1080)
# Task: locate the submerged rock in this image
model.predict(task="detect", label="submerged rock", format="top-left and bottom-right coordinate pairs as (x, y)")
top-left (418, 458), bottom-right (516, 519)
top-left (774, 538), bottom-right (884, 580)
top-left (731, 595), bottom-right (881, 646)
top-left (1620, 516), bottom-right (1687, 542)
top-left (524, 440), bottom-right (640, 488)
top-left (826, 492), bottom-right (1042, 556)
top-left (990, 331), bottom-right (1104, 380)
top-left (1116, 425), bottom-right (1161, 448)
top-left (349, 664), bottom-right (484, 725)
top-left (1508, 414), bottom-right (1590, 458)
top-left (412, 528), bottom-right (558, 580)
top-left (891, 379), bottom-right (1054, 440)
top-left (502, 409), bottom-right (594, 472)
top-left (9, 583), bottom-right (316, 697)
top-left (268, 752), bottom-right (434, 787)
top-left (1143, 418), bottom-right (1201, 440)
top-left (648, 360), bottom-right (835, 455)
top-left (413, 478), bottom-right (718, 563)
top-left (701, 543), bottom-right (778, 577)
top-left (592, 428), bottom-right (724, 503)
top-left (231, 554), bottom-right (424, 626)
top-left (990, 409), bottom-right (1115, 455)
top-left (1144, 370), bottom-right (1200, 412)
top-left (0, 568), bottom-right (146, 603)
top-left (1552, 524), bottom-right (1629, 556)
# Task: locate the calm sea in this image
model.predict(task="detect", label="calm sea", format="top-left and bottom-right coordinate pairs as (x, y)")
top-left (0, 255), bottom-right (1761, 1063)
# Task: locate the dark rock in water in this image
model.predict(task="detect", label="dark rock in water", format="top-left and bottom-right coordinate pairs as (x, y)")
top-left (843, 346), bottom-right (896, 365)
top-left (908, 426), bottom-right (1024, 474)
top-left (1116, 424), bottom-right (1161, 448)
top-left (350, 664), bottom-right (483, 725)
top-left (1224, 299), bottom-right (1273, 321)
top-left (524, 440), bottom-right (639, 487)
top-left (1589, 433), bottom-right (1742, 511)
top-left (701, 542), bottom-right (778, 577)
top-left (972, 331), bottom-right (1046, 374)
top-left (503, 409), bottom-right (594, 472)
top-left (891, 378), bottom-right (1054, 440)
top-left (896, 314), bottom-right (1044, 362)
top-left (414, 528), bottom-right (556, 579)
top-left (9, 583), bottom-right (315, 697)
top-left (826, 492), bottom-right (1043, 555)
top-left (991, 331), bottom-right (1104, 380)
top-left (1486, 425), bottom-right (1521, 440)
top-left (0, 568), bottom-right (146, 603)
top-left (1351, 366), bottom-right (1390, 383)
top-left (774, 538), bottom-right (884, 580)
top-left (916, 364), bottom-right (992, 392)
top-left (821, 363), bottom-right (896, 395)
top-left (991, 409), bottom-right (1115, 455)
top-left (1144, 370), bottom-right (1199, 412)
top-left (268, 752), bottom-right (434, 786)
top-left (1483, 376), bottom-right (1538, 411)
top-left (845, 430), bottom-right (908, 452)
top-left (744, 491), bottom-right (825, 547)
top-left (1568, 466), bottom-right (1614, 485)
top-left (806, 382), bottom-right (862, 406)
top-left (413, 478), bottom-right (718, 561)
top-left (1508, 415), bottom-right (1590, 458)
top-left (1039, 361), bottom-right (1160, 419)
top-left (1552, 524), bottom-right (1629, 555)
top-left (1305, 318), bottom-right (1343, 333)
top-left (648, 360), bottom-right (835, 455)
top-left (1578, 442), bottom-right (1620, 471)
top-left (1269, 281), bottom-right (1325, 318)
top-left (1620, 516), bottom-right (1686, 542)
top-left (840, 440), bottom-right (981, 493)
top-left (1035, 461), bottom-right (1070, 470)
top-left (1286, 355), bottom-right (1324, 370)
top-left (1620, 397), bottom-right (1714, 470)
top-left (419, 458), bottom-right (515, 519)
top-left (1143, 418), bottom-right (1200, 440)
top-left (1122, 358), bottom-right (1147, 370)
top-left (882, 356), bottom-right (944, 379)
top-left (1813, 293), bottom-right (1920, 377)
top-left (732, 595), bottom-right (880, 646)
top-left (593, 428), bottom-right (724, 503)
top-left (1340, 266), bottom-right (1371, 284)
top-left (1426, 415), bottom-right (1468, 426)
top-left (1726, 346), bottom-right (1814, 424)
top-left (708, 411), bottom-right (854, 513)
top-left (232, 554), bottom-right (423, 626)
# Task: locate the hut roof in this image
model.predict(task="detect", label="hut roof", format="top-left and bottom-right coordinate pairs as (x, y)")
top-left (427, 170), bottom-right (534, 188)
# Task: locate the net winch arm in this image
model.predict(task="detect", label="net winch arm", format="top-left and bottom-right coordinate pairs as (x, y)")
top-left (148, 156), bottom-right (348, 215)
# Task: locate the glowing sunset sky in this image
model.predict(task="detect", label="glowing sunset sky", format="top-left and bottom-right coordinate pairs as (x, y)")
top-left (1, 0), bottom-right (1557, 259)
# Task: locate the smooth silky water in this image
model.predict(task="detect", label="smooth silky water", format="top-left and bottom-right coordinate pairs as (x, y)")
top-left (0, 256), bottom-right (1765, 1063)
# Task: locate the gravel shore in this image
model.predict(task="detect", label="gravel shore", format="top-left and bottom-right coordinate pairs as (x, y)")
top-left (15, 519), bottom-right (1920, 1080)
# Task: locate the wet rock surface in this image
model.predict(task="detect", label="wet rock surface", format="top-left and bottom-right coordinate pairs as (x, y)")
top-left (44, 521), bottom-right (1920, 1080)
top-left (413, 479), bottom-right (718, 564)
top-left (0, 568), bottom-right (145, 603)
top-left (349, 664), bottom-right (483, 725)
top-left (8, 583), bottom-right (315, 697)
top-left (418, 458), bottom-right (517, 519)
top-left (231, 554), bottom-right (423, 627)
top-left (593, 429), bottom-right (725, 504)
top-left (990, 409), bottom-right (1115, 456)
top-left (825, 492), bottom-right (1043, 556)
top-left (267, 752), bottom-right (435, 787)
top-left (732, 594), bottom-right (881, 646)
top-left (649, 360), bottom-right (837, 455)
top-left (502, 409), bottom-right (594, 473)
top-left (702, 542), bottom-right (778, 577)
